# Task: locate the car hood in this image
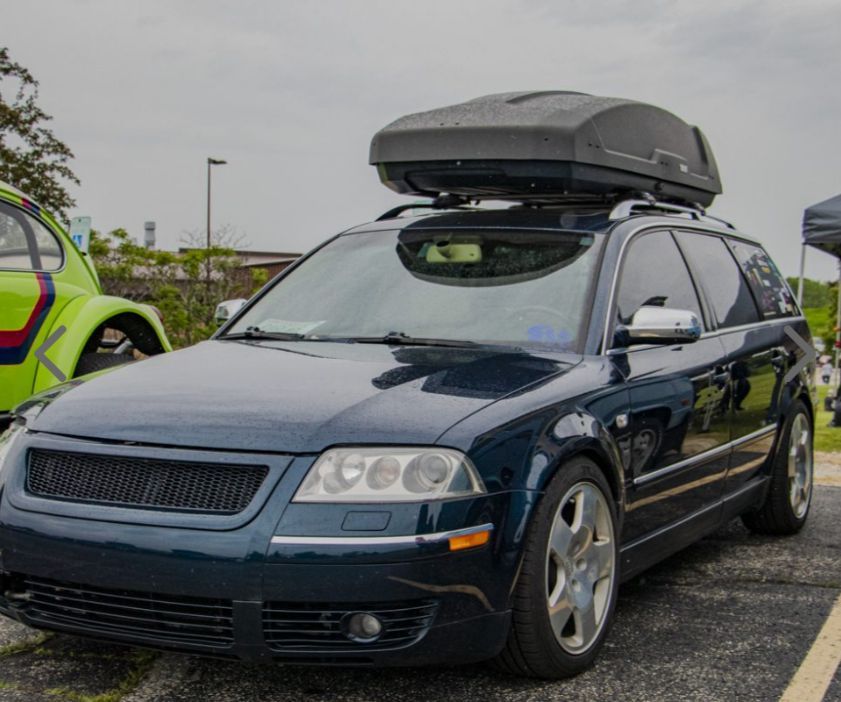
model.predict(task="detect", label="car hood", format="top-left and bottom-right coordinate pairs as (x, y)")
top-left (29, 340), bottom-right (580, 453)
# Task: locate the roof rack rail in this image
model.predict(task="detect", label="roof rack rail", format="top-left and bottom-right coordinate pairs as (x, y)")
top-left (608, 194), bottom-right (735, 229)
top-left (376, 194), bottom-right (471, 221)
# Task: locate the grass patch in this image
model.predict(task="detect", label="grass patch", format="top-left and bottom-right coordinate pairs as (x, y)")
top-left (45, 649), bottom-right (158, 702)
top-left (0, 631), bottom-right (52, 657)
top-left (815, 384), bottom-right (841, 453)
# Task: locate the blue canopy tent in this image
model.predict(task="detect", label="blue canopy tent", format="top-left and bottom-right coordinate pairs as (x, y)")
top-left (800, 193), bottom-right (841, 404)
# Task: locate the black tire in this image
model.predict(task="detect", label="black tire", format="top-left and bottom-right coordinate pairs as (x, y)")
top-left (495, 456), bottom-right (620, 679)
top-left (74, 352), bottom-right (135, 377)
top-left (742, 400), bottom-right (813, 535)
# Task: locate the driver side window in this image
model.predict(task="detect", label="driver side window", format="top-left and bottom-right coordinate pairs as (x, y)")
top-left (616, 230), bottom-right (704, 328)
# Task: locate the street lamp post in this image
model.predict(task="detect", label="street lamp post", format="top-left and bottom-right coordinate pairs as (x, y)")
top-left (206, 157), bottom-right (227, 285)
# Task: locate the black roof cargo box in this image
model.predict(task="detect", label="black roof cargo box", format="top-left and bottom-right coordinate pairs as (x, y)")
top-left (370, 91), bottom-right (721, 206)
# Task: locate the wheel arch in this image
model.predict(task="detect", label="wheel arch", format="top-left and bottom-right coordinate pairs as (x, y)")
top-left (32, 296), bottom-right (171, 392)
top-left (528, 409), bottom-right (627, 529)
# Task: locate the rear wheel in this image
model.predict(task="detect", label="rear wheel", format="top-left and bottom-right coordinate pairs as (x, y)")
top-left (742, 400), bottom-right (813, 535)
top-left (496, 457), bottom-right (619, 678)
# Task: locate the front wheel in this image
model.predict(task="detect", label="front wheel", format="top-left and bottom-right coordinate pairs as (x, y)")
top-left (496, 457), bottom-right (619, 678)
top-left (74, 352), bottom-right (135, 377)
top-left (742, 400), bottom-right (813, 535)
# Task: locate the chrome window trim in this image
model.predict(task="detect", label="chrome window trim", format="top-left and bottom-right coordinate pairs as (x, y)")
top-left (607, 315), bottom-right (805, 356)
top-left (633, 425), bottom-right (776, 488)
top-left (600, 220), bottom-right (777, 354)
top-left (697, 315), bottom-right (803, 340)
top-left (270, 522), bottom-right (494, 547)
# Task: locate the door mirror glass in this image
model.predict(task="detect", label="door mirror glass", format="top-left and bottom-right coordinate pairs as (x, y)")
top-left (214, 298), bottom-right (247, 326)
top-left (615, 306), bottom-right (702, 348)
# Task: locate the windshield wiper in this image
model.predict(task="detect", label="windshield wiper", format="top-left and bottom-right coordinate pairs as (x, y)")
top-left (220, 327), bottom-right (306, 341)
top-left (336, 332), bottom-right (480, 348)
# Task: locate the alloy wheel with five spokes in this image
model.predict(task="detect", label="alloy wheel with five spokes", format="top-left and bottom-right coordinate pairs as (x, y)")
top-left (787, 412), bottom-right (812, 520)
top-left (546, 481), bottom-right (616, 654)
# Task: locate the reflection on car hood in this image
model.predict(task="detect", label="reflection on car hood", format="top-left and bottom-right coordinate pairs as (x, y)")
top-left (29, 340), bottom-right (580, 452)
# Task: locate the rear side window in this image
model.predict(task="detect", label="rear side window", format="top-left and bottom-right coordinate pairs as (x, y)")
top-left (0, 201), bottom-right (63, 271)
top-left (616, 230), bottom-right (703, 327)
top-left (727, 240), bottom-right (797, 319)
top-left (675, 231), bottom-right (759, 328)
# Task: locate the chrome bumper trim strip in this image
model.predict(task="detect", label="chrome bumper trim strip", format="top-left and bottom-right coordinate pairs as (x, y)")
top-left (271, 522), bottom-right (494, 546)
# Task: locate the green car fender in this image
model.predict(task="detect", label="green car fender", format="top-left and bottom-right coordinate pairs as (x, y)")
top-left (32, 294), bottom-right (171, 392)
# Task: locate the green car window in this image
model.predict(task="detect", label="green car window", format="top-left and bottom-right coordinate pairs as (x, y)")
top-left (0, 201), bottom-right (63, 271)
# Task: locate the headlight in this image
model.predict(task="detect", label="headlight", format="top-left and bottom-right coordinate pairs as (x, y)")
top-left (0, 423), bottom-right (25, 478)
top-left (294, 447), bottom-right (486, 503)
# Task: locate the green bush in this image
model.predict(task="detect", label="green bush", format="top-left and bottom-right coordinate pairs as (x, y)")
top-left (90, 228), bottom-right (267, 349)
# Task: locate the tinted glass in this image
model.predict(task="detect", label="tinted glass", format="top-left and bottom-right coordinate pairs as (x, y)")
top-left (33, 221), bottom-right (63, 270)
top-left (0, 202), bottom-right (62, 271)
top-left (616, 230), bottom-right (703, 327)
top-left (229, 228), bottom-right (605, 351)
top-left (728, 240), bottom-right (797, 319)
top-left (676, 232), bottom-right (760, 328)
top-left (0, 204), bottom-right (33, 269)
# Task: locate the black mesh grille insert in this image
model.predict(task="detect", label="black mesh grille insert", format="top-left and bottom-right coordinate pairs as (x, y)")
top-left (263, 600), bottom-right (438, 652)
top-left (27, 449), bottom-right (268, 514)
top-left (20, 575), bottom-right (234, 648)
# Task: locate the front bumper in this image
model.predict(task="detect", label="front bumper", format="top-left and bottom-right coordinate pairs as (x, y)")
top-left (0, 433), bottom-right (530, 665)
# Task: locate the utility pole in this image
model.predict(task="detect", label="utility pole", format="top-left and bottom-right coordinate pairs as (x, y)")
top-left (835, 260), bottom-right (841, 384)
top-left (206, 157), bottom-right (227, 286)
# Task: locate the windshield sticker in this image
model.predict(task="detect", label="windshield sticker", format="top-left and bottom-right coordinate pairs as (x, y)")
top-left (528, 325), bottom-right (573, 345)
top-left (257, 319), bottom-right (325, 335)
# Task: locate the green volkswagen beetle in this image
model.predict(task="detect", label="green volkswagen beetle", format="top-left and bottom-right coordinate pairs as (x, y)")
top-left (0, 181), bottom-right (170, 427)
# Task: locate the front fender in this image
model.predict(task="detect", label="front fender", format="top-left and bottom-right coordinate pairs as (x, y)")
top-left (32, 295), bottom-right (171, 393)
top-left (531, 409), bottom-right (626, 515)
top-left (467, 404), bottom-right (628, 536)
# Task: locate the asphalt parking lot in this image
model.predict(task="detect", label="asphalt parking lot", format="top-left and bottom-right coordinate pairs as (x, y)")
top-left (1, 468), bottom-right (840, 702)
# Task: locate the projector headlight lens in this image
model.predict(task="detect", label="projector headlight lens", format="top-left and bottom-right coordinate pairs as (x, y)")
top-left (295, 447), bottom-right (485, 503)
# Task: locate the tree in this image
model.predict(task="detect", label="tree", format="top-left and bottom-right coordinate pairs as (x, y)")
top-left (786, 276), bottom-right (832, 309)
top-left (0, 47), bottom-right (79, 222)
top-left (89, 227), bottom-right (268, 349)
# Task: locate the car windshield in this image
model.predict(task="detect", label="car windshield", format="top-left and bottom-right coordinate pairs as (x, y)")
top-left (225, 228), bottom-right (604, 352)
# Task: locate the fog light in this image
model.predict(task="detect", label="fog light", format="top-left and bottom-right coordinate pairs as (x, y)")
top-left (344, 612), bottom-right (383, 642)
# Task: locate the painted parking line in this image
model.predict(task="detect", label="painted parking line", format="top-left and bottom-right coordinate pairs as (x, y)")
top-left (779, 592), bottom-right (841, 702)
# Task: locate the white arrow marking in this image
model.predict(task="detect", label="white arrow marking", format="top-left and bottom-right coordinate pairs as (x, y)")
top-left (783, 326), bottom-right (818, 385)
top-left (34, 325), bottom-right (67, 382)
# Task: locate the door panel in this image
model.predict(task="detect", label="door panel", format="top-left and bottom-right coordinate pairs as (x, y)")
top-left (719, 325), bottom-right (784, 493)
top-left (610, 228), bottom-right (731, 543)
top-left (621, 337), bottom-right (729, 542)
top-left (0, 271), bottom-right (57, 411)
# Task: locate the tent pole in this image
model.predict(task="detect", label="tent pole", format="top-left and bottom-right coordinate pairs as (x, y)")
top-left (797, 244), bottom-right (807, 306)
top-left (836, 260), bottom-right (841, 387)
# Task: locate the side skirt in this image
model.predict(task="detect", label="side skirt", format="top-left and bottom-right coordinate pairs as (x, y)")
top-left (619, 478), bottom-right (767, 582)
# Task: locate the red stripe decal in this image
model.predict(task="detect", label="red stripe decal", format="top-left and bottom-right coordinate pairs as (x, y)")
top-left (0, 273), bottom-right (49, 347)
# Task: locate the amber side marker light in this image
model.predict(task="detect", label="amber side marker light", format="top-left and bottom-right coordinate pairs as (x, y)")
top-left (448, 529), bottom-right (491, 552)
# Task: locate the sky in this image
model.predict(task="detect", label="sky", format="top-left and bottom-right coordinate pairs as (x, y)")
top-left (3, 0), bottom-right (841, 280)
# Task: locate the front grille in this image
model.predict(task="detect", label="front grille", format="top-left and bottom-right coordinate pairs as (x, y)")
top-left (263, 600), bottom-right (438, 651)
top-left (27, 449), bottom-right (268, 514)
top-left (21, 576), bottom-right (234, 648)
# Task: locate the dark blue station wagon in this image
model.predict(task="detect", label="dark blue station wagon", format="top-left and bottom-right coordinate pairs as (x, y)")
top-left (0, 200), bottom-right (815, 678)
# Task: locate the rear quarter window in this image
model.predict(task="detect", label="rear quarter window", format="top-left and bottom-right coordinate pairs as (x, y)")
top-left (727, 240), bottom-right (797, 319)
